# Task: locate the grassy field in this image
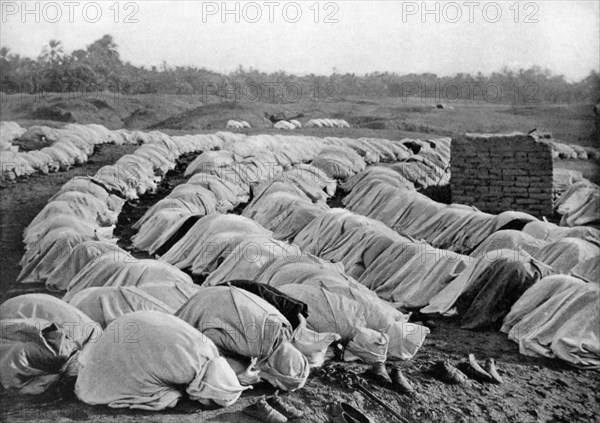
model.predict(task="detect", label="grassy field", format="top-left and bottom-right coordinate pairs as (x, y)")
top-left (3, 93), bottom-right (598, 185)
top-left (1, 93), bottom-right (598, 146)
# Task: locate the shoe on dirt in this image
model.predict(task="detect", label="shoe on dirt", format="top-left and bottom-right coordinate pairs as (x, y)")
top-left (463, 354), bottom-right (494, 383)
top-left (434, 360), bottom-right (469, 385)
top-left (244, 398), bottom-right (288, 423)
top-left (390, 366), bottom-right (415, 395)
top-left (334, 402), bottom-right (374, 423)
top-left (268, 395), bottom-right (303, 419)
top-left (484, 358), bottom-right (504, 384)
top-left (363, 362), bottom-right (392, 385)
top-left (335, 412), bottom-right (366, 423)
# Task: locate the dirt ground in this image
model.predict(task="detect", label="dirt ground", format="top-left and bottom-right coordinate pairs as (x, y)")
top-left (1, 125), bottom-right (599, 422)
top-left (0, 144), bottom-right (140, 303)
top-left (2, 318), bottom-right (598, 423)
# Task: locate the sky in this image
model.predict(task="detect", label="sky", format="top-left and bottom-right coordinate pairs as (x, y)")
top-left (1, 0), bottom-right (598, 81)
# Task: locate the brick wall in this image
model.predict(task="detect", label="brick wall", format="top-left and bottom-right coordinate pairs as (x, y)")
top-left (451, 133), bottom-right (554, 218)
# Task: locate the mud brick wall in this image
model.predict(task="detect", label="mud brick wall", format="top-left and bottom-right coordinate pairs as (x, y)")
top-left (451, 134), bottom-right (554, 218)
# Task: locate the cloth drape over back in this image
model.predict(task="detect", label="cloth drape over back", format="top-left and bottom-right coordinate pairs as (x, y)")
top-left (75, 311), bottom-right (248, 410)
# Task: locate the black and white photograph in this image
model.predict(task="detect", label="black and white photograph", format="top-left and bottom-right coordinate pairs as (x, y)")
top-left (0, 1), bottom-right (598, 422)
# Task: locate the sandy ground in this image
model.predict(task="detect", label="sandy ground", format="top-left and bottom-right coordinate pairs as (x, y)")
top-left (1, 136), bottom-right (599, 423)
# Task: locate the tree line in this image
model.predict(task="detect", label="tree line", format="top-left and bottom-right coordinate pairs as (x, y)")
top-left (1, 35), bottom-right (598, 105)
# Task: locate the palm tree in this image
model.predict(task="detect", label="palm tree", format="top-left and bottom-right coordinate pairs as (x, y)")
top-left (0, 46), bottom-right (10, 59)
top-left (39, 39), bottom-right (64, 63)
top-left (86, 34), bottom-right (120, 64)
